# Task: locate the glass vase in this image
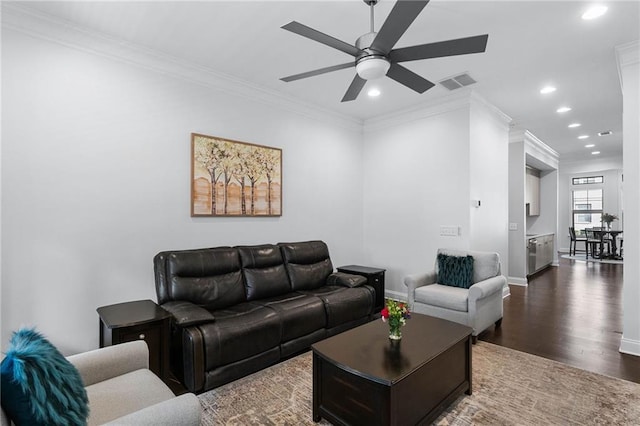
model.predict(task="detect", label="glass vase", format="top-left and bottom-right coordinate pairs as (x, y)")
top-left (388, 325), bottom-right (402, 341)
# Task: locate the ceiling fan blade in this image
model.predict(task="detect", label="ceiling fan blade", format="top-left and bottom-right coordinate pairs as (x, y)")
top-left (282, 21), bottom-right (362, 57)
top-left (386, 63), bottom-right (434, 93)
top-left (341, 75), bottom-right (367, 102)
top-left (389, 34), bottom-right (489, 62)
top-left (370, 0), bottom-right (429, 55)
top-left (280, 62), bottom-right (354, 82)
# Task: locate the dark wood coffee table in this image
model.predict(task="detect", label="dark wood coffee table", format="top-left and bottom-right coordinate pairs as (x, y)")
top-left (312, 313), bottom-right (472, 425)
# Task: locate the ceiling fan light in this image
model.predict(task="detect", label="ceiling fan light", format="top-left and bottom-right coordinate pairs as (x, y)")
top-left (356, 57), bottom-right (390, 80)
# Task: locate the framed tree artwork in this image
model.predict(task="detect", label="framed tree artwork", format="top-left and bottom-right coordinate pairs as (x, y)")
top-left (191, 133), bottom-right (282, 217)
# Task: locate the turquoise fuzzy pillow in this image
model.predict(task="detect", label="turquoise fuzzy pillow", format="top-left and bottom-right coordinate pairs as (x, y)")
top-left (0, 328), bottom-right (89, 425)
top-left (437, 254), bottom-right (475, 289)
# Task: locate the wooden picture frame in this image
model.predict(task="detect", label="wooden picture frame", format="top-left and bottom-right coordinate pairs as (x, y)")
top-left (191, 133), bottom-right (282, 217)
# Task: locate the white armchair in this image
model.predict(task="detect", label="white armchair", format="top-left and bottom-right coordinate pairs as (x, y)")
top-left (404, 248), bottom-right (506, 343)
top-left (1, 340), bottom-right (201, 426)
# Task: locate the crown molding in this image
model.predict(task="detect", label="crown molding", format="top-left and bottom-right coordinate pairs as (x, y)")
top-left (1, 3), bottom-right (363, 132)
top-left (362, 89), bottom-right (474, 133)
top-left (615, 40), bottom-right (639, 90)
top-left (362, 89), bottom-right (511, 133)
top-left (510, 129), bottom-right (559, 170)
top-left (559, 155), bottom-right (623, 171)
top-left (469, 91), bottom-right (512, 127)
top-left (616, 40), bottom-right (640, 67)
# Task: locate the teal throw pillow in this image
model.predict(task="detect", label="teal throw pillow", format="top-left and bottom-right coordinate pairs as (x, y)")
top-left (0, 328), bottom-right (89, 426)
top-left (437, 254), bottom-right (475, 289)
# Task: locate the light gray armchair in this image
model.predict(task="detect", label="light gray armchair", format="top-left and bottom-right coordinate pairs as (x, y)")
top-left (404, 248), bottom-right (506, 343)
top-left (1, 340), bottom-right (201, 426)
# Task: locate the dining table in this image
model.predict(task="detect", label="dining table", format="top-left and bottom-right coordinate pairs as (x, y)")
top-left (593, 229), bottom-right (623, 259)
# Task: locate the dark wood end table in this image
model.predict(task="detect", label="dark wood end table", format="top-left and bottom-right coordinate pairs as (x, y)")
top-left (312, 313), bottom-right (472, 425)
top-left (337, 265), bottom-right (386, 313)
top-left (97, 299), bottom-right (171, 383)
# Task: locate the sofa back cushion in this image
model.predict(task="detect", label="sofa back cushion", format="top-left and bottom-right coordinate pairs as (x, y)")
top-left (237, 245), bottom-right (291, 301)
top-left (154, 247), bottom-right (246, 310)
top-left (279, 241), bottom-right (333, 291)
top-left (436, 248), bottom-right (501, 284)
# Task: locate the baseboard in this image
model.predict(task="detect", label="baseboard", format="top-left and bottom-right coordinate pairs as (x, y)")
top-left (508, 276), bottom-right (528, 287)
top-left (384, 289), bottom-right (407, 302)
top-left (502, 285), bottom-right (511, 298)
top-left (619, 336), bottom-right (640, 357)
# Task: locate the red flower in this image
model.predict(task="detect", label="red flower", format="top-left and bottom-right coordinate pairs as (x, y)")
top-left (381, 307), bottom-right (389, 319)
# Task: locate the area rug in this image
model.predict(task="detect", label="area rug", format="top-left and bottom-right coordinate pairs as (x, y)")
top-left (560, 253), bottom-right (623, 265)
top-left (198, 341), bottom-right (640, 425)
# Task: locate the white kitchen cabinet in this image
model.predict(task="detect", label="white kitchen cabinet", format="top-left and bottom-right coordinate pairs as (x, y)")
top-left (526, 167), bottom-right (540, 216)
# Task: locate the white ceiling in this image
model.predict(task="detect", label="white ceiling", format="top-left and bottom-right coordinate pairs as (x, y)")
top-left (14, 0), bottom-right (640, 163)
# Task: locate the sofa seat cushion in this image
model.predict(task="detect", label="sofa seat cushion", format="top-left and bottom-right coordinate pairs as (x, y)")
top-left (300, 286), bottom-right (373, 328)
top-left (415, 284), bottom-right (469, 312)
top-left (254, 293), bottom-right (326, 341)
top-left (200, 302), bottom-right (280, 370)
top-left (85, 368), bottom-right (174, 426)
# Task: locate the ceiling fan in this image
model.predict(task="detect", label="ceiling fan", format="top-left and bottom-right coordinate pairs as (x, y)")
top-left (280, 0), bottom-right (489, 102)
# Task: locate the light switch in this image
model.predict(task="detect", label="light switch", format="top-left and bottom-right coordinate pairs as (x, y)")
top-left (509, 223), bottom-right (518, 231)
top-left (440, 226), bottom-right (460, 236)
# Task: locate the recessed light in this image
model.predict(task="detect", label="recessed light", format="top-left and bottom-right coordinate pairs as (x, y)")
top-left (368, 88), bottom-right (381, 97)
top-left (568, 123), bottom-right (581, 128)
top-left (582, 5), bottom-right (608, 20)
top-left (598, 130), bottom-right (612, 136)
top-left (578, 135), bottom-right (589, 139)
top-left (557, 106), bottom-right (572, 113)
top-left (540, 86), bottom-right (556, 94)
top-left (585, 144), bottom-right (595, 148)
top-left (592, 151), bottom-right (601, 155)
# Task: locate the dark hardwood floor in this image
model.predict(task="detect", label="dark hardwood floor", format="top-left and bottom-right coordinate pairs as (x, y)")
top-left (479, 256), bottom-right (640, 384)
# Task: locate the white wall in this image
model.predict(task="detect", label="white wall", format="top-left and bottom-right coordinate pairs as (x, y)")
top-left (469, 99), bottom-right (510, 277)
top-left (1, 29), bottom-right (365, 354)
top-left (361, 92), bottom-right (510, 298)
top-left (508, 142), bottom-right (526, 282)
top-left (617, 41), bottom-right (640, 356)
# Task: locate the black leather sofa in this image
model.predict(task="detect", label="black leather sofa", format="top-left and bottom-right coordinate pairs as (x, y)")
top-left (154, 240), bottom-right (376, 393)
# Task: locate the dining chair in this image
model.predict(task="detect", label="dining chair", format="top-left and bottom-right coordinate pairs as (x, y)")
top-left (585, 229), bottom-right (610, 259)
top-left (568, 227), bottom-right (587, 256)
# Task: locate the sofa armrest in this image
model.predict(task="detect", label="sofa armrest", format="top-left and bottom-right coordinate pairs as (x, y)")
top-left (327, 272), bottom-right (367, 288)
top-left (103, 393), bottom-right (201, 426)
top-left (468, 275), bottom-right (506, 302)
top-left (68, 340), bottom-right (148, 387)
top-left (162, 301), bottom-right (215, 327)
top-left (404, 271), bottom-right (437, 291)
top-left (404, 271), bottom-right (437, 307)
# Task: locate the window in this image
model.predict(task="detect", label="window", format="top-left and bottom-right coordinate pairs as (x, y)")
top-left (572, 176), bottom-right (603, 185)
top-left (572, 189), bottom-right (603, 235)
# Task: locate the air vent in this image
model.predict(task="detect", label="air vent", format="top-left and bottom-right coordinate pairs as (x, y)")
top-left (598, 130), bottom-right (612, 136)
top-left (439, 73), bottom-right (477, 91)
